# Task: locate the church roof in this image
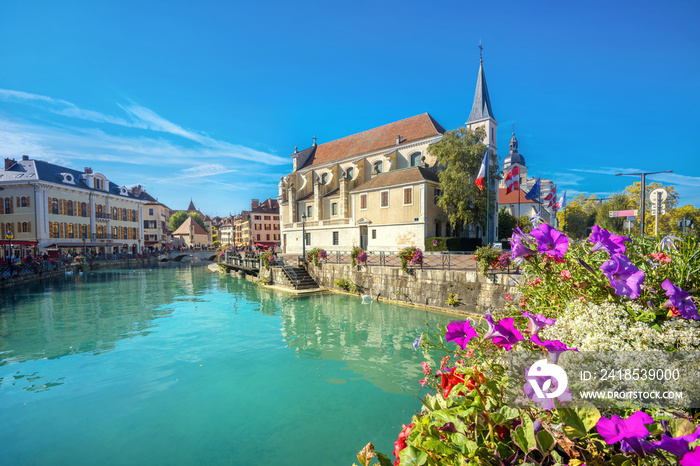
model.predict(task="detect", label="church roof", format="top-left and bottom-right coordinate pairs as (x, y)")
top-left (172, 217), bottom-right (208, 236)
top-left (187, 200), bottom-right (197, 211)
top-left (352, 166), bottom-right (439, 192)
top-left (466, 60), bottom-right (495, 124)
top-left (294, 113), bottom-right (445, 170)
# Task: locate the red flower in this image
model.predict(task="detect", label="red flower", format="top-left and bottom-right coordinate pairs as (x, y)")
top-left (560, 269), bottom-right (571, 280)
top-left (393, 423), bottom-right (414, 462)
top-left (495, 425), bottom-right (510, 441)
top-left (649, 252), bottom-right (671, 264)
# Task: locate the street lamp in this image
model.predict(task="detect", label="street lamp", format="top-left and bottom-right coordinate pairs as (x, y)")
top-left (615, 170), bottom-right (672, 236)
top-left (301, 212), bottom-right (307, 261)
top-left (6, 230), bottom-right (13, 262)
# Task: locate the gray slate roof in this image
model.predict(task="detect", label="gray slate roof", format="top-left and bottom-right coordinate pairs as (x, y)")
top-left (0, 157), bottom-right (140, 199)
top-left (466, 61), bottom-right (495, 124)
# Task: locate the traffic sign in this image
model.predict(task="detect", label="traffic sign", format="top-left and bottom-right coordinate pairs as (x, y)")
top-left (650, 205), bottom-right (666, 215)
top-left (649, 188), bottom-right (668, 204)
top-left (609, 210), bottom-right (638, 218)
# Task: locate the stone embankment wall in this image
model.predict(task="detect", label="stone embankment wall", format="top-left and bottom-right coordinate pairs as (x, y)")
top-left (306, 263), bottom-right (519, 316)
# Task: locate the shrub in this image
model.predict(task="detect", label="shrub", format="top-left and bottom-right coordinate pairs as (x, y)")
top-left (445, 293), bottom-right (460, 306)
top-left (425, 237), bottom-right (482, 252)
top-left (333, 277), bottom-right (358, 292)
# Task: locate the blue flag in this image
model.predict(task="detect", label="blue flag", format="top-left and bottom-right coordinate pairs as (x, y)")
top-left (525, 178), bottom-right (540, 201)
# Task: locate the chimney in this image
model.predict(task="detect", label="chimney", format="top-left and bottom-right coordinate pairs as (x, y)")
top-left (22, 155), bottom-right (29, 161)
top-left (294, 147), bottom-right (298, 154)
top-left (396, 135), bottom-right (402, 145)
top-left (251, 199), bottom-right (260, 209)
top-left (4, 158), bottom-right (16, 169)
top-left (84, 167), bottom-right (93, 174)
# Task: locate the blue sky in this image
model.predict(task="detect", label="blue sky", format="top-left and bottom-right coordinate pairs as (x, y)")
top-left (1, 0), bottom-right (699, 216)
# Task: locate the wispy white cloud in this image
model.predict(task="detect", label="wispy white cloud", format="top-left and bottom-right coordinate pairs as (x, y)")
top-left (178, 164), bottom-right (236, 178)
top-left (0, 88), bottom-right (288, 165)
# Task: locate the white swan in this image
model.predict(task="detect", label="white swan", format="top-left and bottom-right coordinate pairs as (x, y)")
top-left (361, 290), bottom-right (373, 303)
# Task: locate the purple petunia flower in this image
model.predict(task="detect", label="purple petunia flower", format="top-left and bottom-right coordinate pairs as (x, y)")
top-left (522, 311), bottom-right (556, 336)
top-left (530, 223), bottom-right (569, 258)
top-left (597, 411), bottom-right (654, 446)
top-left (662, 279), bottom-right (700, 320)
top-left (445, 320), bottom-right (478, 350)
top-left (437, 422), bottom-right (458, 433)
top-left (589, 225), bottom-right (631, 256)
top-left (599, 253), bottom-right (645, 299)
top-left (510, 227), bottom-right (537, 260)
top-left (680, 448), bottom-right (700, 466)
top-left (530, 335), bottom-right (578, 353)
top-left (483, 315), bottom-right (523, 351)
top-left (645, 426), bottom-right (700, 458)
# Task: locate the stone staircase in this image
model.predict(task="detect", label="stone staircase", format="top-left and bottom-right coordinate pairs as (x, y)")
top-left (283, 265), bottom-right (320, 290)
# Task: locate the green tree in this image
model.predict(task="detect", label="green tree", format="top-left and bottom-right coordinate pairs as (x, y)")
top-left (498, 208), bottom-right (517, 241)
top-left (557, 194), bottom-right (600, 239)
top-left (595, 193), bottom-right (631, 234)
top-left (518, 215), bottom-right (532, 233)
top-left (429, 126), bottom-right (498, 235)
top-left (169, 211), bottom-right (208, 233)
top-left (668, 204), bottom-right (700, 236)
top-left (623, 182), bottom-right (679, 235)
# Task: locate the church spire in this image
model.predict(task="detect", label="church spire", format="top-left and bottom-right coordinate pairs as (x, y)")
top-left (466, 48), bottom-right (495, 124)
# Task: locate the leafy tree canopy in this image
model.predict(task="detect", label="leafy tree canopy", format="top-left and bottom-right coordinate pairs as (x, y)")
top-left (170, 211), bottom-right (208, 233)
top-left (429, 126), bottom-right (498, 233)
top-left (557, 194), bottom-right (600, 239)
top-left (498, 208), bottom-right (518, 241)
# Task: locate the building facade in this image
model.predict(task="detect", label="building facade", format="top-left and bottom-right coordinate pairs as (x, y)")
top-left (130, 185), bottom-right (172, 250)
top-left (278, 57), bottom-right (501, 253)
top-left (0, 156), bottom-right (147, 258)
top-left (249, 198), bottom-right (280, 248)
top-left (278, 113), bottom-right (447, 254)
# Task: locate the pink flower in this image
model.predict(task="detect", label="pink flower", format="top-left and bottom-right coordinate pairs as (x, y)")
top-left (649, 252), bottom-right (671, 264)
top-left (421, 361), bottom-right (431, 375)
top-left (560, 269), bottom-right (571, 280)
top-left (419, 379), bottom-right (427, 387)
top-left (505, 294), bottom-right (512, 300)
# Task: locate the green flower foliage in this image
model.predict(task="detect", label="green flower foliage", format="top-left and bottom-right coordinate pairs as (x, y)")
top-left (473, 245), bottom-right (501, 276)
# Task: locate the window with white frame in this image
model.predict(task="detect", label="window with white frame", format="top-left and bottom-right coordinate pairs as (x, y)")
top-left (307, 205), bottom-right (312, 218)
top-left (371, 229), bottom-right (376, 239)
top-left (403, 187), bottom-right (413, 205)
top-left (331, 202), bottom-right (338, 216)
top-left (380, 190), bottom-right (389, 208)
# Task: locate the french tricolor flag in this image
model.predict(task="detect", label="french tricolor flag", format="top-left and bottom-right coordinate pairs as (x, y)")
top-left (475, 149), bottom-right (489, 191)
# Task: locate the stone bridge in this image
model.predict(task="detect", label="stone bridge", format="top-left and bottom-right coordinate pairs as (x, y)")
top-left (158, 250), bottom-right (218, 262)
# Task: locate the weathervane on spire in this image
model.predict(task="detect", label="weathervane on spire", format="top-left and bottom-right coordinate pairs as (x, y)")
top-left (312, 135), bottom-right (317, 146)
top-left (479, 39), bottom-right (483, 62)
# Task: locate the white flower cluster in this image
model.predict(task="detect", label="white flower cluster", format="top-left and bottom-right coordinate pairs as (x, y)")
top-left (539, 301), bottom-right (700, 351)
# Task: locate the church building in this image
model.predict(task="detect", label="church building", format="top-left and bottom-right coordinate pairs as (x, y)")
top-left (278, 55), bottom-right (501, 253)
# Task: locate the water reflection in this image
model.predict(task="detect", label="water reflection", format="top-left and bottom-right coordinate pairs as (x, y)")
top-left (0, 267), bottom-right (180, 365)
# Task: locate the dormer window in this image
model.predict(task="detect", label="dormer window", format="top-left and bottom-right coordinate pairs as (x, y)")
top-left (321, 173), bottom-right (329, 185)
top-left (410, 152), bottom-right (422, 167)
top-left (373, 161), bottom-right (383, 174)
top-left (119, 186), bottom-right (128, 196)
top-left (346, 167), bottom-right (354, 180)
top-left (61, 173), bottom-right (75, 184)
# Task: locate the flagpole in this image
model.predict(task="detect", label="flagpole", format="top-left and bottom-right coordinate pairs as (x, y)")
top-left (517, 175), bottom-right (521, 228)
top-left (486, 156), bottom-right (490, 245)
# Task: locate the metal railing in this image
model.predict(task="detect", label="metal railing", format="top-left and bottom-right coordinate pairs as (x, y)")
top-left (298, 250), bottom-right (518, 274)
top-left (276, 258), bottom-right (298, 288)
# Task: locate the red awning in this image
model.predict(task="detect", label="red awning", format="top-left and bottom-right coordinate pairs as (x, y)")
top-left (254, 242), bottom-right (278, 248)
top-left (0, 240), bottom-right (38, 246)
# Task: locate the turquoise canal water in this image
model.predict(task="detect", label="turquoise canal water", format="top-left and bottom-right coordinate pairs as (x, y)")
top-left (0, 266), bottom-right (451, 465)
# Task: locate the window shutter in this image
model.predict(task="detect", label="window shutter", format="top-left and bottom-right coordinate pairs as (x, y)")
top-left (59, 200), bottom-right (64, 215)
top-left (17, 197), bottom-right (20, 207)
top-left (0, 200), bottom-right (3, 215)
top-left (27, 222), bottom-right (31, 233)
top-left (60, 222), bottom-right (64, 238)
top-left (27, 197), bottom-right (30, 208)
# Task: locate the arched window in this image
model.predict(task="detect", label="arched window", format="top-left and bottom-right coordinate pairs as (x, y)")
top-left (373, 161), bottom-right (383, 174)
top-left (321, 173), bottom-right (328, 185)
top-left (410, 152), bottom-right (422, 167)
top-left (346, 167), bottom-right (354, 180)
top-left (67, 201), bottom-right (74, 216)
top-left (20, 197), bottom-right (28, 207)
top-left (51, 198), bottom-right (59, 214)
top-left (4, 198), bottom-right (12, 213)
